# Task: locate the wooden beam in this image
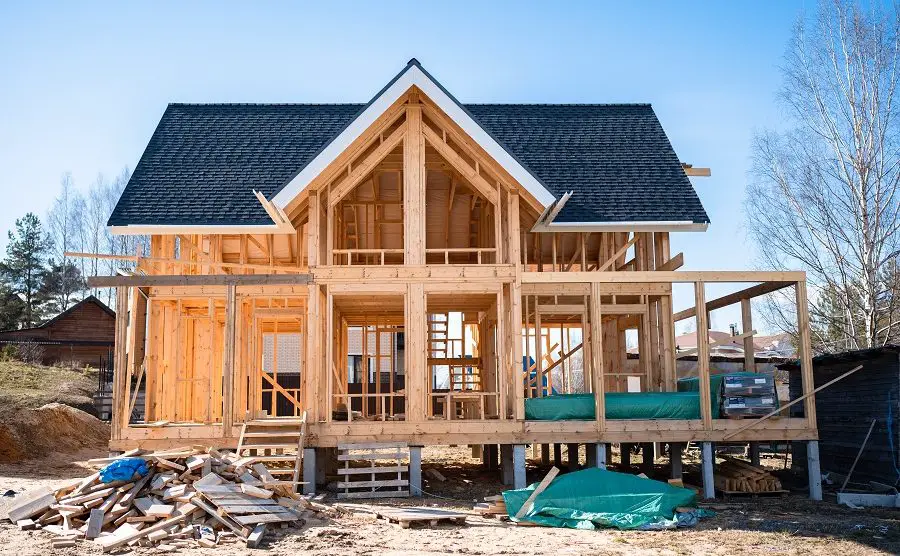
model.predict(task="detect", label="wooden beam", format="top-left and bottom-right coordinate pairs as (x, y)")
top-left (422, 125), bottom-right (499, 206)
top-left (597, 234), bottom-right (637, 272)
top-left (682, 164), bottom-right (711, 177)
top-left (404, 105), bottom-right (425, 265)
top-left (88, 274), bottom-right (312, 288)
top-left (694, 282), bottom-right (712, 430)
top-left (328, 122), bottom-right (407, 207)
top-left (795, 281), bottom-right (817, 429)
top-left (655, 252), bottom-right (684, 272)
top-left (590, 283), bottom-right (605, 430)
top-left (741, 298), bottom-right (755, 372)
top-left (222, 284), bottom-right (236, 435)
top-left (673, 281), bottom-right (794, 322)
top-left (522, 271), bottom-right (806, 284)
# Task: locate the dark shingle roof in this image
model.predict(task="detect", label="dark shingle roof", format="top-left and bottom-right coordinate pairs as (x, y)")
top-left (108, 103), bottom-right (709, 226)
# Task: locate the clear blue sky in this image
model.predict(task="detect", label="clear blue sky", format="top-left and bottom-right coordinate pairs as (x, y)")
top-left (0, 1), bottom-right (807, 328)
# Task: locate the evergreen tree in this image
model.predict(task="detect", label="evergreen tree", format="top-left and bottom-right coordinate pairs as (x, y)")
top-left (0, 282), bottom-right (24, 331)
top-left (1, 213), bottom-right (51, 327)
top-left (39, 260), bottom-right (85, 315)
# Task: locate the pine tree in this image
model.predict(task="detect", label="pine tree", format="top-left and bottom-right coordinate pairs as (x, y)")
top-left (39, 260), bottom-right (85, 315)
top-left (1, 213), bottom-right (51, 327)
top-left (0, 282), bottom-right (24, 331)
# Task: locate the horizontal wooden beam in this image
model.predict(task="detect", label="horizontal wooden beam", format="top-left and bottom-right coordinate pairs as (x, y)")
top-left (88, 274), bottom-right (312, 288)
top-left (656, 252), bottom-right (684, 272)
top-left (673, 281), bottom-right (795, 322)
top-left (522, 271), bottom-right (805, 284)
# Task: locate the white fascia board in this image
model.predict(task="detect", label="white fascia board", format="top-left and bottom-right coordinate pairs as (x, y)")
top-left (270, 64), bottom-right (557, 209)
top-left (543, 220), bottom-right (708, 232)
top-left (109, 223), bottom-right (293, 235)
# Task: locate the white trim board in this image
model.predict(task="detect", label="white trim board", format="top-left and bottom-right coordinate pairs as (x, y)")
top-left (110, 224), bottom-right (296, 235)
top-left (271, 62), bottom-right (557, 209)
top-left (537, 220), bottom-right (708, 233)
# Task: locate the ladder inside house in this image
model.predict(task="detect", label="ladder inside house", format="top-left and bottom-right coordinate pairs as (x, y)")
top-left (236, 411), bottom-right (308, 491)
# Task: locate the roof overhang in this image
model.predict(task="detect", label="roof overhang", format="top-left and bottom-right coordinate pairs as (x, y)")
top-left (270, 60), bottom-right (557, 210)
top-left (535, 220), bottom-right (709, 233)
top-left (110, 223), bottom-right (295, 235)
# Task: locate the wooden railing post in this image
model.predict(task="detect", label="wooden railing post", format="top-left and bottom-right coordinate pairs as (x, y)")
top-left (590, 283), bottom-right (606, 432)
top-left (795, 281), bottom-right (817, 429)
top-left (694, 281), bottom-right (712, 430)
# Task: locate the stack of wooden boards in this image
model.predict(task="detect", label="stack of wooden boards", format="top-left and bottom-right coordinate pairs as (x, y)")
top-left (2, 446), bottom-right (322, 552)
top-left (473, 495), bottom-right (508, 519)
top-left (715, 457), bottom-right (786, 495)
top-left (338, 442), bottom-right (410, 499)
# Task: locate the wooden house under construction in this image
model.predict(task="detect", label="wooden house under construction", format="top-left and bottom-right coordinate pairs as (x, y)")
top-left (87, 60), bottom-right (822, 499)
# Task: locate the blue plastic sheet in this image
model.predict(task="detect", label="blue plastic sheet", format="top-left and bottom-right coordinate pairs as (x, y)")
top-left (100, 457), bottom-right (148, 483)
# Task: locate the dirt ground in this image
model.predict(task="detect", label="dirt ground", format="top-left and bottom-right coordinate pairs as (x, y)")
top-left (2, 445), bottom-right (899, 555)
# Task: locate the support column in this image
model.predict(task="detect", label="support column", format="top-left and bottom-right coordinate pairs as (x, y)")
top-left (640, 442), bottom-right (655, 475)
top-left (701, 441), bottom-right (715, 499)
top-left (409, 446), bottom-right (423, 497)
top-left (807, 440), bottom-right (822, 501)
top-left (302, 448), bottom-right (316, 495)
top-left (748, 442), bottom-right (760, 467)
top-left (500, 444), bottom-right (513, 486)
top-left (621, 443), bottom-right (631, 468)
top-left (513, 444), bottom-right (527, 489)
top-left (222, 284), bottom-right (236, 435)
top-left (567, 443), bottom-right (579, 472)
top-left (588, 443), bottom-right (607, 469)
top-left (670, 443), bottom-right (683, 479)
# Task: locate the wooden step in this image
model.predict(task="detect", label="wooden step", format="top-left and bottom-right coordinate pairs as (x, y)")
top-left (238, 455), bottom-right (299, 462)
top-left (242, 431), bottom-right (305, 438)
top-left (239, 444), bottom-right (299, 451)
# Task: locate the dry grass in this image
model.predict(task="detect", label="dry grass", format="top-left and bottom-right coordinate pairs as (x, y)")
top-left (0, 360), bottom-right (99, 418)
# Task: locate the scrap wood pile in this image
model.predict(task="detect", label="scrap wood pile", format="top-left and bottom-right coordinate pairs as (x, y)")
top-left (714, 457), bottom-right (785, 494)
top-left (3, 446), bottom-right (329, 552)
top-left (474, 494), bottom-right (508, 519)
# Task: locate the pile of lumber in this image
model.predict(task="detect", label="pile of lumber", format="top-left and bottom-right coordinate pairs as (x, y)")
top-left (473, 494), bottom-right (507, 518)
top-left (714, 457), bottom-right (785, 494)
top-left (3, 446), bottom-right (321, 552)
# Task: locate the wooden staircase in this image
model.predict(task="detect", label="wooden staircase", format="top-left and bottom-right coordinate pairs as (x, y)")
top-left (235, 411), bottom-right (308, 490)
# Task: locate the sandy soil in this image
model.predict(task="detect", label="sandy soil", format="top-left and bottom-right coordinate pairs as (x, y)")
top-left (2, 446), bottom-right (899, 555)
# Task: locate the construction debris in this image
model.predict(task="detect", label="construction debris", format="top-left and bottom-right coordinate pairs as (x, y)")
top-left (335, 502), bottom-right (466, 528)
top-left (715, 457), bottom-right (786, 495)
top-left (2, 446), bottom-right (322, 552)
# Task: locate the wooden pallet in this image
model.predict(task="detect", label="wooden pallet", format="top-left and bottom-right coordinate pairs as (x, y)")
top-left (193, 483), bottom-right (303, 528)
top-left (337, 442), bottom-right (410, 499)
top-left (372, 506), bottom-right (467, 528)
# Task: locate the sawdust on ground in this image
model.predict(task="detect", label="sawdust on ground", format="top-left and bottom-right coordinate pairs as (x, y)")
top-left (1, 446), bottom-right (899, 555)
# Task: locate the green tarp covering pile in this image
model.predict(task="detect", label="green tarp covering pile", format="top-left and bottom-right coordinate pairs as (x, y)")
top-left (502, 467), bottom-right (710, 530)
top-left (524, 392), bottom-right (701, 421)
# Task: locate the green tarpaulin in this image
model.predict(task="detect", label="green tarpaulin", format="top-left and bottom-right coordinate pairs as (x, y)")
top-left (502, 467), bottom-right (706, 530)
top-left (524, 392), bottom-right (701, 421)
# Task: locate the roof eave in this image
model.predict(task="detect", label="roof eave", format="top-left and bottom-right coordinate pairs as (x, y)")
top-left (539, 220), bottom-right (709, 232)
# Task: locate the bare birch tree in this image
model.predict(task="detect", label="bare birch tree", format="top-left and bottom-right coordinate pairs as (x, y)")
top-left (46, 172), bottom-right (86, 310)
top-left (746, 0), bottom-right (900, 351)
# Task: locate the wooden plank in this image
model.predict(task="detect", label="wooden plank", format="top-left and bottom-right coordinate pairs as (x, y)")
top-left (514, 466), bottom-right (559, 519)
top-left (337, 490), bottom-right (411, 499)
top-left (88, 274), bottom-right (313, 288)
top-left (336, 479), bottom-right (408, 488)
top-left (85, 509), bottom-right (105, 539)
top-left (232, 512), bottom-right (300, 525)
top-left (673, 281), bottom-right (794, 321)
top-left (222, 283), bottom-right (236, 434)
top-left (95, 503), bottom-right (199, 552)
top-left (7, 489), bottom-right (56, 523)
top-left (337, 466), bottom-right (409, 475)
top-left (695, 282), bottom-right (713, 430)
top-left (214, 503), bottom-right (296, 515)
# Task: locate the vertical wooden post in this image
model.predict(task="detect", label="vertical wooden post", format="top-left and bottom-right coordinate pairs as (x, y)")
top-left (795, 281), bottom-right (817, 429)
top-left (507, 192), bottom-right (523, 420)
top-left (496, 288), bottom-right (507, 421)
top-left (741, 298), bottom-right (755, 373)
top-left (654, 232), bottom-right (675, 391)
top-left (695, 282), bottom-right (712, 430)
top-left (404, 103), bottom-right (425, 265)
top-left (222, 284), bottom-right (236, 435)
top-left (112, 286), bottom-right (129, 441)
top-left (325, 289), bottom-right (334, 422)
top-left (405, 283), bottom-right (427, 421)
top-left (590, 283), bottom-right (605, 432)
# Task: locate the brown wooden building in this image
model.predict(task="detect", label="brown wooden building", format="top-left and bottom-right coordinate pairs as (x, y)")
top-left (0, 295), bottom-right (115, 366)
top-left (85, 60), bottom-right (822, 500)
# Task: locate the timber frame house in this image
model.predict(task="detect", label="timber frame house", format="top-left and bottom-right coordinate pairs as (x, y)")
top-left (88, 60), bottom-right (822, 498)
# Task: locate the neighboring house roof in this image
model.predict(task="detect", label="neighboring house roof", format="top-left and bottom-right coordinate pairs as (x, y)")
top-left (667, 330), bottom-right (796, 359)
top-left (108, 60), bottom-right (709, 230)
top-left (0, 295), bottom-right (116, 341)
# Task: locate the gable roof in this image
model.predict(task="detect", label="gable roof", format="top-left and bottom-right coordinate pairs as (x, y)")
top-left (0, 295), bottom-right (115, 335)
top-left (108, 61), bottom-right (709, 230)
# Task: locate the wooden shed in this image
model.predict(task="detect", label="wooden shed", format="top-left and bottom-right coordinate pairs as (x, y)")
top-left (785, 346), bottom-right (900, 486)
top-left (0, 295), bottom-right (116, 366)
